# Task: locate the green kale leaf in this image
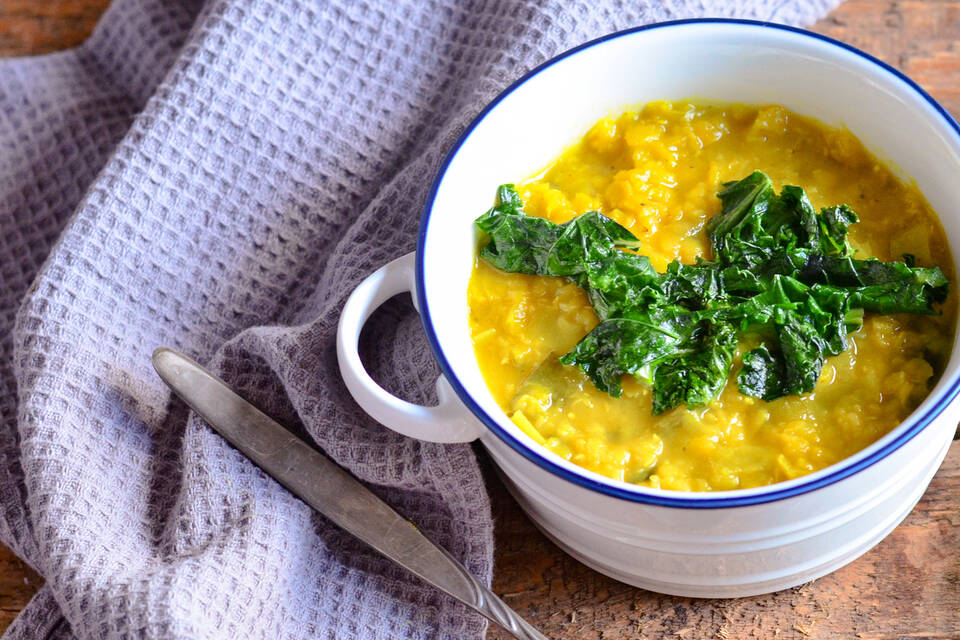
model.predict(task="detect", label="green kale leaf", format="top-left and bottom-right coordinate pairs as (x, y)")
top-left (474, 175), bottom-right (950, 413)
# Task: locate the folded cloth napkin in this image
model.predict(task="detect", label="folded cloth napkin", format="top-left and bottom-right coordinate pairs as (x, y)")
top-left (0, 0), bottom-right (840, 637)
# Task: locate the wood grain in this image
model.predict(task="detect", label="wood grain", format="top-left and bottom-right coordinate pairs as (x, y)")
top-left (488, 442), bottom-right (960, 640)
top-left (0, 1), bottom-right (112, 55)
top-left (1, 0), bottom-right (960, 636)
top-left (814, 0), bottom-right (960, 116)
top-left (0, 550), bottom-right (41, 632)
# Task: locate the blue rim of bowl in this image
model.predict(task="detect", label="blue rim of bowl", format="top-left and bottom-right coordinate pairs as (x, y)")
top-left (415, 18), bottom-right (960, 508)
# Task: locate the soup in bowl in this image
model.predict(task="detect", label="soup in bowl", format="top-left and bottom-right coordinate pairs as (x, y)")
top-left (468, 101), bottom-right (955, 492)
top-left (337, 20), bottom-right (960, 597)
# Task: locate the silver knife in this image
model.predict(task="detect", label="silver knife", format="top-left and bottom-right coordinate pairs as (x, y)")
top-left (152, 347), bottom-right (549, 640)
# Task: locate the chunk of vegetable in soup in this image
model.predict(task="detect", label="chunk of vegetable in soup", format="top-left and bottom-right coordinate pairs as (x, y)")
top-left (467, 102), bottom-right (956, 491)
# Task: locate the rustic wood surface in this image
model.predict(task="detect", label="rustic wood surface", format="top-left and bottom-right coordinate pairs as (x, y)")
top-left (489, 443), bottom-right (960, 640)
top-left (1, 0), bottom-right (960, 637)
top-left (0, 1), bottom-right (110, 55)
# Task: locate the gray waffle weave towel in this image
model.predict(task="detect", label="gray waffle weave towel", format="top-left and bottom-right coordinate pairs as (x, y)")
top-left (0, 1), bottom-right (839, 638)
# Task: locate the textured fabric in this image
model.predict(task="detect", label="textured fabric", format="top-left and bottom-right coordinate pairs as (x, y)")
top-left (0, 0), bottom-right (840, 638)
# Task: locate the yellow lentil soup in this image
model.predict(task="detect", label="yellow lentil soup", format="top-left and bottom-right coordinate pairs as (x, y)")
top-left (467, 101), bottom-right (956, 492)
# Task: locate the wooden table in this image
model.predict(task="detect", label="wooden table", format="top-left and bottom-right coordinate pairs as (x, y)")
top-left (2, 1), bottom-right (960, 637)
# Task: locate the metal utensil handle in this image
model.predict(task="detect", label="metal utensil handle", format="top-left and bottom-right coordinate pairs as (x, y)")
top-left (152, 348), bottom-right (550, 640)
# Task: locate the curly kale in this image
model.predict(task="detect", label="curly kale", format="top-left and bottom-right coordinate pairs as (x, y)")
top-left (475, 173), bottom-right (949, 413)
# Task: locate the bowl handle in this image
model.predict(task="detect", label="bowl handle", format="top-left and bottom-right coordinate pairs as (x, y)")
top-left (336, 252), bottom-right (484, 443)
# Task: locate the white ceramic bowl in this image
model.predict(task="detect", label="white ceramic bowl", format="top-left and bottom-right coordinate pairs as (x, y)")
top-left (337, 19), bottom-right (960, 597)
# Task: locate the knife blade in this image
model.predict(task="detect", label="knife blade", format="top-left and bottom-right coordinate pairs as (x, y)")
top-left (151, 347), bottom-right (549, 640)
